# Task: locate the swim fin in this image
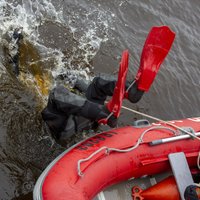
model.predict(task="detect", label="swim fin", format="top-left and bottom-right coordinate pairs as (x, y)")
top-left (134, 26), bottom-right (175, 92)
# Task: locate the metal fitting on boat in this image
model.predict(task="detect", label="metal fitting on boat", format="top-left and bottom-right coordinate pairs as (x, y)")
top-left (132, 119), bottom-right (150, 128)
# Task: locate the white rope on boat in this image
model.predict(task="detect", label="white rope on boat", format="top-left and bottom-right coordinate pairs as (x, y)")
top-left (121, 105), bottom-right (200, 141)
top-left (77, 126), bottom-right (177, 176)
top-left (106, 126), bottom-right (177, 154)
top-left (77, 146), bottom-right (108, 176)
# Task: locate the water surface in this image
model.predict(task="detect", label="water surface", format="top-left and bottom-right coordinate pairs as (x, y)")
top-left (0, 0), bottom-right (200, 199)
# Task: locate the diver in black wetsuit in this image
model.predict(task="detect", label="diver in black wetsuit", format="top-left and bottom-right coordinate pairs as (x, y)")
top-left (41, 75), bottom-right (144, 142)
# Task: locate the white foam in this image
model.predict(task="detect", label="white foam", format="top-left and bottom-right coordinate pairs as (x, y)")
top-left (0, 0), bottom-right (115, 96)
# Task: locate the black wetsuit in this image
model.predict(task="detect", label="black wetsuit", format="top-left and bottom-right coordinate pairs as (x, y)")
top-left (42, 76), bottom-right (144, 141)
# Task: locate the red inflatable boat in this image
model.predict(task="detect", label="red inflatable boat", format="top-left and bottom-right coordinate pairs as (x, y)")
top-left (33, 117), bottom-right (200, 200)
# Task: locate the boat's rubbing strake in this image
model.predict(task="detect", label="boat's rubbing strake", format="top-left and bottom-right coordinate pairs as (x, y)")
top-left (33, 139), bottom-right (87, 200)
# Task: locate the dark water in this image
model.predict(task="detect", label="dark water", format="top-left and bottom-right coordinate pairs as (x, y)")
top-left (0, 0), bottom-right (200, 199)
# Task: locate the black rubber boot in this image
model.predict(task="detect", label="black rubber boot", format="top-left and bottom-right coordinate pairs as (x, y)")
top-left (126, 82), bottom-right (144, 103)
top-left (86, 76), bottom-right (144, 104)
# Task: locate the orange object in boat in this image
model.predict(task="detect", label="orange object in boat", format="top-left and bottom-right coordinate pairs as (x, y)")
top-left (132, 176), bottom-right (180, 200)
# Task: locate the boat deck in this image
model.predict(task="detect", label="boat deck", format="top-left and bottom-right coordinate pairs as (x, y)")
top-left (94, 172), bottom-right (172, 200)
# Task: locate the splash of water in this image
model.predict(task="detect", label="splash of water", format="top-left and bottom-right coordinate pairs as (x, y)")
top-left (0, 0), bottom-right (64, 40)
top-left (0, 0), bottom-right (115, 98)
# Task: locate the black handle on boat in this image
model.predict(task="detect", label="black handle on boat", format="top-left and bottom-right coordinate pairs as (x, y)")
top-left (149, 132), bottom-right (200, 146)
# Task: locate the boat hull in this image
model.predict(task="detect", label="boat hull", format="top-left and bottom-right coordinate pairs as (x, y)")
top-left (34, 117), bottom-right (200, 200)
